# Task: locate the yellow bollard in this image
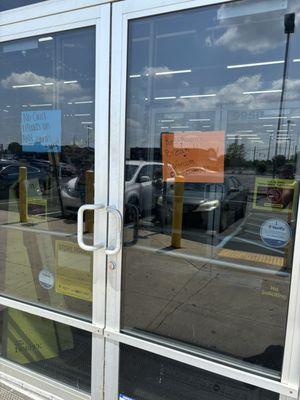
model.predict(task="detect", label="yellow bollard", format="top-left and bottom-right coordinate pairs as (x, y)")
top-left (171, 176), bottom-right (184, 248)
top-left (85, 170), bottom-right (94, 233)
top-left (19, 166), bottom-right (28, 223)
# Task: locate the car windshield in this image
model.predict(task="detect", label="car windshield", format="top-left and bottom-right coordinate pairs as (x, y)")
top-left (184, 183), bottom-right (224, 197)
top-left (125, 164), bottom-right (139, 181)
top-left (184, 183), bottom-right (208, 191)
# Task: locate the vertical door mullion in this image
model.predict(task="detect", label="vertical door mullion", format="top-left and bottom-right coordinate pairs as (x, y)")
top-left (92, 4), bottom-right (111, 400)
top-left (104, 339), bottom-right (120, 400)
top-left (0, 4), bottom-right (112, 399)
top-left (281, 195), bottom-right (300, 392)
top-left (105, 2), bottom-right (127, 399)
top-left (106, 1), bottom-right (127, 333)
top-left (106, 1), bottom-right (300, 400)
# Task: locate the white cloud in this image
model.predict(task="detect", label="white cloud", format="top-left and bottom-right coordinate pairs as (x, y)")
top-left (1, 71), bottom-right (87, 103)
top-left (207, 3), bottom-right (300, 54)
top-left (176, 75), bottom-right (264, 111)
top-left (272, 78), bottom-right (300, 100)
top-left (213, 24), bottom-right (281, 54)
top-left (164, 75), bottom-right (300, 112)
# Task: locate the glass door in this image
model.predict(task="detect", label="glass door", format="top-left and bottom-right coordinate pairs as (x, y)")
top-left (106, 0), bottom-right (300, 399)
top-left (0, 3), bottom-right (111, 400)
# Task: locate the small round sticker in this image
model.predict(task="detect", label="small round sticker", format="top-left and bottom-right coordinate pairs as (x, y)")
top-left (39, 269), bottom-right (54, 290)
top-left (260, 219), bottom-right (291, 248)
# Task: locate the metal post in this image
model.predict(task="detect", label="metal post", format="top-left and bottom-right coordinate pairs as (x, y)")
top-left (273, 13), bottom-right (295, 176)
top-left (19, 166), bottom-right (28, 223)
top-left (284, 120), bottom-right (291, 158)
top-left (267, 135), bottom-right (272, 162)
top-left (171, 176), bottom-right (184, 248)
top-left (253, 146), bottom-right (256, 162)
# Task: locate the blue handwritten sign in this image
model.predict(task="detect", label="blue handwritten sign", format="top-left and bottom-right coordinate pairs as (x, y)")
top-left (21, 110), bottom-right (61, 153)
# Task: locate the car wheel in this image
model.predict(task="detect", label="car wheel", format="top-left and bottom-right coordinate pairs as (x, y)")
top-left (162, 203), bottom-right (173, 225)
top-left (219, 210), bottom-right (228, 233)
top-left (125, 198), bottom-right (139, 224)
top-left (236, 197), bottom-right (247, 220)
top-left (241, 196), bottom-right (247, 217)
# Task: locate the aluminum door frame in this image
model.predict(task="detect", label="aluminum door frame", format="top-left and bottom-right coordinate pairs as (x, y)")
top-left (106, 1), bottom-right (300, 399)
top-left (0, 3), bottom-right (111, 400)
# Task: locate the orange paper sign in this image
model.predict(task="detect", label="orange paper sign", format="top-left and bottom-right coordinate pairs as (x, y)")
top-left (162, 131), bottom-right (225, 183)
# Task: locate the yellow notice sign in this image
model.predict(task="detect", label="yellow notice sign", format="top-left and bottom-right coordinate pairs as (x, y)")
top-left (161, 131), bottom-right (225, 183)
top-left (55, 240), bottom-right (92, 301)
top-left (253, 177), bottom-right (297, 213)
top-left (4, 308), bottom-right (73, 365)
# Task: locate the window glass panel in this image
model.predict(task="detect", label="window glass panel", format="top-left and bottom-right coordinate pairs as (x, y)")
top-left (119, 344), bottom-right (279, 400)
top-left (122, 0), bottom-right (300, 377)
top-left (0, 27), bottom-right (95, 319)
top-left (0, 307), bottom-right (91, 392)
top-left (0, 1), bottom-right (46, 12)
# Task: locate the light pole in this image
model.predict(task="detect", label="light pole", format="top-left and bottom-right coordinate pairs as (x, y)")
top-left (267, 134), bottom-right (273, 162)
top-left (284, 119), bottom-right (291, 159)
top-left (253, 145), bottom-right (256, 162)
top-left (273, 13), bottom-right (295, 176)
top-left (83, 125), bottom-right (93, 147)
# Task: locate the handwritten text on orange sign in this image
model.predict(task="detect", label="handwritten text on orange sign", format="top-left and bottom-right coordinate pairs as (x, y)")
top-left (162, 131), bottom-right (225, 183)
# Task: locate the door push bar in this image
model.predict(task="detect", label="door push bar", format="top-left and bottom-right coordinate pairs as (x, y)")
top-left (77, 204), bottom-right (123, 255)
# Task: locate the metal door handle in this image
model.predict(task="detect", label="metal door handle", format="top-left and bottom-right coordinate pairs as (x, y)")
top-left (77, 204), bottom-right (123, 255)
top-left (105, 206), bottom-right (123, 256)
top-left (77, 204), bottom-right (105, 251)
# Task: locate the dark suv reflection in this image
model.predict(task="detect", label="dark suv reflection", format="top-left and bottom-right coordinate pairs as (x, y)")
top-left (0, 160), bottom-right (48, 199)
top-left (157, 176), bottom-right (247, 232)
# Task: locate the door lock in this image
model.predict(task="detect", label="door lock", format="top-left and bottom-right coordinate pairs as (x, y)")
top-left (108, 261), bottom-right (117, 270)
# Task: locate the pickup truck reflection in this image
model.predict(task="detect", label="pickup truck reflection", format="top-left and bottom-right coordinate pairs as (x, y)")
top-left (61, 161), bottom-right (164, 220)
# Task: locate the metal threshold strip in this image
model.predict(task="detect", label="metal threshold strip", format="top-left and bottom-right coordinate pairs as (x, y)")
top-left (105, 329), bottom-right (298, 398)
top-left (121, 328), bottom-right (280, 381)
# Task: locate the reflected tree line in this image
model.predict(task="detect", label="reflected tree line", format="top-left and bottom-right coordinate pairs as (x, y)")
top-left (225, 142), bottom-right (296, 178)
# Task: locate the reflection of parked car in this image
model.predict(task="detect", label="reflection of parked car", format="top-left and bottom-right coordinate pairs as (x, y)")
top-left (157, 176), bottom-right (247, 232)
top-left (27, 159), bottom-right (76, 178)
top-left (125, 161), bottom-right (163, 219)
top-left (61, 176), bottom-right (84, 216)
top-left (59, 162), bottom-right (77, 177)
top-left (0, 161), bottom-right (47, 199)
top-left (61, 161), bottom-right (164, 218)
